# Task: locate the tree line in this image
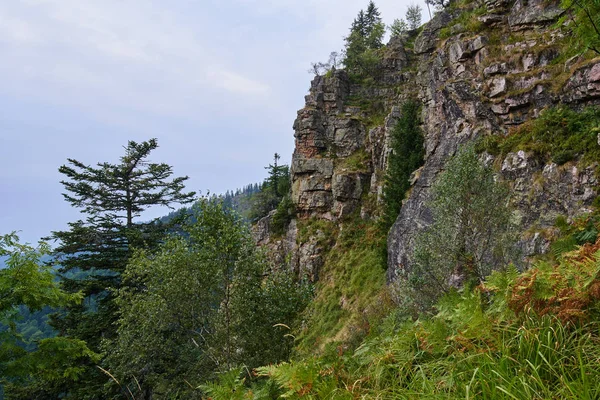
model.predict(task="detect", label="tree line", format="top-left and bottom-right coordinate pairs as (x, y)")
top-left (0, 139), bottom-right (308, 399)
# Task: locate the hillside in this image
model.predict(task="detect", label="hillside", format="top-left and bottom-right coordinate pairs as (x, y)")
top-left (3, 0), bottom-right (600, 398)
top-left (253, 0), bottom-right (600, 351)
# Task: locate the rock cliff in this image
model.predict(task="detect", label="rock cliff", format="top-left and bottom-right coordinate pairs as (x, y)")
top-left (256, 0), bottom-right (600, 286)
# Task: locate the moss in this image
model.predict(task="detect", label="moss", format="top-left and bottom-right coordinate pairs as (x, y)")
top-left (296, 217), bottom-right (337, 247)
top-left (477, 106), bottom-right (600, 166)
top-left (345, 95), bottom-right (387, 130)
top-left (337, 149), bottom-right (370, 173)
top-left (439, 5), bottom-right (487, 39)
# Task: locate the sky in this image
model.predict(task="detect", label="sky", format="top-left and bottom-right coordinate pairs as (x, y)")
top-left (0, 0), bottom-right (428, 245)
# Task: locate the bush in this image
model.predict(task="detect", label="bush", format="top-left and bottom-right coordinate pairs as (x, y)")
top-left (400, 145), bottom-right (519, 313)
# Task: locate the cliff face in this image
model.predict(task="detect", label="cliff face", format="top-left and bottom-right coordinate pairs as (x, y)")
top-left (257, 0), bottom-right (600, 285)
top-left (389, 0), bottom-right (600, 279)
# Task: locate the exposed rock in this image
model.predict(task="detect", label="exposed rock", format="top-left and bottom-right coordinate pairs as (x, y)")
top-left (484, 62), bottom-right (508, 77)
top-left (256, 0), bottom-right (600, 290)
top-left (489, 77), bottom-right (507, 97)
top-left (561, 61), bottom-right (600, 103)
top-left (508, 0), bottom-right (564, 29)
top-left (414, 11), bottom-right (453, 54)
top-left (485, 0), bottom-right (511, 13)
top-left (479, 13), bottom-right (504, 25)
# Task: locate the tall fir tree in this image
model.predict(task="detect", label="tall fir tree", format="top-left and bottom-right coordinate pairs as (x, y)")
top-left (381, 100), bottom-right (425, 230)
top-left (344, 1), bottom-right (385, 76)
top-left (47, 139), bottom-right (195, 398)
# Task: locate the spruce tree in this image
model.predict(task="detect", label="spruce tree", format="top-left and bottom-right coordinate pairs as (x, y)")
top-left (344, 1), bottom-right (385, 76)
top-left (381, 100), bottom-right (425, 230)
top-left (365, 1), bottom-right (382, 38)
top-left (47, 139), bottom-right (195, 398)
top-left (406, 4), bottom-right (422, 30)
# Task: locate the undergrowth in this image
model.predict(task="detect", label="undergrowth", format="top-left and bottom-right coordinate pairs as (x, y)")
top-left (476, 106), bottom-right (600, 165)
top-left (295, 216), bottom-right (389, 355)
top-left (203, 236), bottom-right (600, 399)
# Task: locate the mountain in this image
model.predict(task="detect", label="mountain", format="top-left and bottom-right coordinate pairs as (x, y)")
top-left (254, 0), bottom-right (600, 352)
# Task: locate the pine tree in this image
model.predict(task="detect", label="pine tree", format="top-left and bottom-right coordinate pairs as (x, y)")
top-left (47, 139), bottom-right (195, 398)
top-left (249, 153), bottom-right (291, 221)
top-left (406, 4), bottom-right (422, 30)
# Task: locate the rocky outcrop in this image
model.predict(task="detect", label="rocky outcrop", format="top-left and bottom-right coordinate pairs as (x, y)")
top-left (388, 0), bottom-right (600, 280)
top-left (258, 0), bottom-right (600, 286)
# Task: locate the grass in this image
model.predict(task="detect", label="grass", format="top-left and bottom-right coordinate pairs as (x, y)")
top-left (337, 148), bottom-right (370, 173)
top-left (439, 5), bottom-right (486, 39)
top-left (205, 236), bottom-right (600, 399)
top-left (294, 215), bottom-right (389, 355)
top-left (476, 106), bottom-right (600, 165)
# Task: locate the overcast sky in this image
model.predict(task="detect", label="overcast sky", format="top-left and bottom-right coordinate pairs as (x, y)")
top-left (0, 0), bottom-right (427, 245)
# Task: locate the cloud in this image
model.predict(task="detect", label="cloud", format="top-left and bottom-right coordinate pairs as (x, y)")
top-left (209, 70), bottom-right (270, 95)
top-left (0, 14), bottom-right (40, 44)
top-left (0, 0), bottom-right (271, 122)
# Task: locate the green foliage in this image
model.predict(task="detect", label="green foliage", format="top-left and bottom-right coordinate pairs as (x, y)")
top-left (380, 99), bottom-right (425, 231)
top-left (338, 148), bottom-right (371, 173)
top-left (406, 4), bottom-right (422, 30)
top-left (249, 154), bottom-right (291, 223)
top-left (209, 242), bottom-right (600, 399)
top-left (0, 234), bottom-right (99, 397)
top-left (551, 214), bottom-right (600, 258)
top-left (296, 217), bottom-right (389, 355)
top-left (51, 138), bottom-right (195, 341)
top-left (478, 106), bottom-right (600, 165)
top-left (389, 18), bottom-right (409, 38)
top-left (107, 199), bottom-right (311, 398)
top-left (43, 138), bottom-right (195, 398)
top-left (344, 96), bottom-right (386, 128)
top-left (560, 0), bottom-right (600, 54)
top-left (401, 145), bottom-right (518, 313)
top-left (343, 2), bottom-right (385, 78)
top-left (438, 4), bottom-right (486, 38)
top-left (271, 195), bottom-right (296, 236)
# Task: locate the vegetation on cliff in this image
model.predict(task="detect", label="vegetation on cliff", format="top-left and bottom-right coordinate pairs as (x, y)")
top-left (380, 99), bottom-right (425, 231)
top-left (207, 238), bottom-right (600, 399)
top-left (5, 0), bottom-right (600, 398)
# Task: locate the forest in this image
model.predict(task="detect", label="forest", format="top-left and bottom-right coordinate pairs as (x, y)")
top-left (3, 0), bottom-right (600, 398)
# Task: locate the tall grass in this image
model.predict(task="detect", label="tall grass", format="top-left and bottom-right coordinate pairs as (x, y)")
top-left (203, 242), bottom-right (600, 399)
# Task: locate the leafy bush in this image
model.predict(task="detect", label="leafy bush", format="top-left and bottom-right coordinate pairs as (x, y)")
top-left (400, 145), bottom-right (518, 313)
top-left (204, 238), bottom-right (600, 399)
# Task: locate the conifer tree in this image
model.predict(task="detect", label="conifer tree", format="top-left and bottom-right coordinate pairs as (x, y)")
top-left (249, 153), bottom-right (290, 221)
top-left (344, 1), bottom-right (385, 76)
top-left (381, 100), bottom-right (425, 230)
top-left (406, 4), bottom-right (422, 30)
top-left (47, 139), bottom-right (195, 397)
